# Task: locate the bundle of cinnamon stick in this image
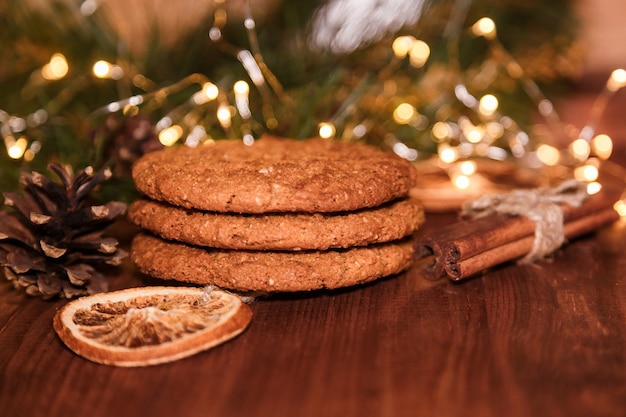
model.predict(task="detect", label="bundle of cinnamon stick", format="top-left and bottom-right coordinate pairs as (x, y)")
top-left (414, 183), bottom-right (621, 281)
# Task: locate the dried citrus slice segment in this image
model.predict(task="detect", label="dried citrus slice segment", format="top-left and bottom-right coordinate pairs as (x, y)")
top-left (53, 286), bottom-right (252, 367)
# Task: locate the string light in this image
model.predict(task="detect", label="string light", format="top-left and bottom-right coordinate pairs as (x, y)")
top-left (606, 69), bottom-right (626, 92)
top-left (392, 36), bottom-right (415, 59)
top-left (318, 122), bottom-right (336, 139)
top-left (5, 136), bottom-right (27, 159)
top-left (453, 174), bottom-right (470, 190)
top-left (217, 104), bottom-right (233, 129)
top-left (591, 134), bottom-right (613, 160)
top-left (478, 94), bottom-right (498, 117)
top-left (465, 126), bottom-right (484, 144)
top-left (431, 122), bottom-right (452, 141)
top-left (472, 17), bottom-right (496, 39)
top-left (614, 200), bottom-right (626, 217)
top-left (92, 60), bottom-right (123, 80)
top-left (392, 141), bottom-right (418, 161)
top-left (438, 145), bottom-right (458, 164)
top-left (234, 80), bottom-right (251, 119)
top-left (574, 164), bottom-right (599, 182)
top-left (1, 1), bottom-right (623, 210)
top-left (184, 126), bottom-right (207, 147)
top-left (41, 53), bottom-right (68, 80)
top-left (536, 144), bottom-right (560, 166)
top-left (586, 182), bottom-right (602, 195)
top-left (408, 40), bottom-right (430, 68)
top-left (193, 82), bottom-right (219, 105)
top-left (393, 103), bottom-right (416, 124)
top-left (158, 125), bottom-right (183, 146)
top-left (459, 160), bottom-right (477, 176)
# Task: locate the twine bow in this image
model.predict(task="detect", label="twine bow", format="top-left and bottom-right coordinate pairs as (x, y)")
top-left (461, 179), bottom-right (589, 263)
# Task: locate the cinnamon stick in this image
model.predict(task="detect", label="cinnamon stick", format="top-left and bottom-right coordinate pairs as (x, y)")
top-left (445, 207), bottom-right (619, 280)
top-left (444, 187), bottom-right (619, 263)
top-left (413, 215), bottom-right (510, 280)
top-left (414, 186), bottom-right (622, 281)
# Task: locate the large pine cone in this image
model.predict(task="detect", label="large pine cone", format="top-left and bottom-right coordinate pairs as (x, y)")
top-left (0, 163), bottom-right (127, 299)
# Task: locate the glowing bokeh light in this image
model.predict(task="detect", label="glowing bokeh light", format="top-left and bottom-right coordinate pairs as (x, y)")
top-left (393, 103), bottom-right (415, 124)
top-left (607, 68), bottom-right (626, 92)
top-left (591, 134), bottom-right (613, 159)
top-left (158, 125), bottom-right (183, 146)
top-left (478, 94), bottom-right (498, 116)
top-left (41, 53), bottom-right (69, 80)
top-left (392, 36), bottom-right (415, 59)
top-left (409, 40), bottom-right (430, 68)
top-left (570, 138), bottom-right (591, 161)
top-left (472, 17), bottom-right (496, 39)
top-left (536, 144), bottom-right (560, 166)
top-left (318, 122), bottom-right (336, 139)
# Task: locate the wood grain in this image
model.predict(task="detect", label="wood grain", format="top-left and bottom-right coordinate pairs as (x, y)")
top-left (1, 211), bottom-right (626, 417)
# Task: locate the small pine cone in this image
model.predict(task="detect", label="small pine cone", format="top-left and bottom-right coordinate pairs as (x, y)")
top-left (0, 163), bottom-right (127, 299)
top-left (95, 114), bottom-right (163, 178)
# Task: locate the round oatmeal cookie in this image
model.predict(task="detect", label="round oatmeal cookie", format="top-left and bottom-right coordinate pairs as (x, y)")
top-left (131, 136), bottom-right (417, 213)
top-left (127, 196), bottom-right (425, 251)
top-left (130, 233), bottom-right (416, 292)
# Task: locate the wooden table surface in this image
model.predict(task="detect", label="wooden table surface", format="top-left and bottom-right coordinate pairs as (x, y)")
top-left (2, 205), bottom-right (626, 417)
top-left (2, 80), bottom-right (626, 417)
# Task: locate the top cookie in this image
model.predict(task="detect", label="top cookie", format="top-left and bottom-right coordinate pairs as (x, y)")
top-left (131, 136), bottom-right (417, 213)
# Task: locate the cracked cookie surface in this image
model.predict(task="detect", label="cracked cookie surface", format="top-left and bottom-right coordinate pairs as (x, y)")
top-left (131, 136), bottom-right (417, 213)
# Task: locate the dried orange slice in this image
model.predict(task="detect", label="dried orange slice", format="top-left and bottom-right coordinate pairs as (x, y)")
top-left (53, 286), bottom-right (252, 367)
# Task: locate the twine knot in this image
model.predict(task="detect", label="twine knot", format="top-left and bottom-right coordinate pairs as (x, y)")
top-left (461, 180), bottom-right (589, 263)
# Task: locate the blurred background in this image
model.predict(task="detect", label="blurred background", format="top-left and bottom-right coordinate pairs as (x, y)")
top-left (1, 0), bottom-right (625, 205)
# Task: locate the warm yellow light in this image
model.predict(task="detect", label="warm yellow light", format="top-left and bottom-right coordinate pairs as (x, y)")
top-left (158, 125), bottom-right (183, 146)
top-left (193, 82), bottom-right (220, 105)
top-left (432, 122), bottom-right (451, 140)
top-left (203, 82), bottom-right (219, 100)
top-left (93, 60), bottom-right (112, 78)
top-left (392, 36), bottom-right (415, 59)
top-left (234, 80), bottom-right (250, 96)
top-left (318, 122), bottom-right (336, 139)
top-left (591, 134), bottom-right (613, 159)
top-left (570, 138), bottom-right (590, 161)
top-left (408, 40), bottom-right (430, 68)
top-left (586, 182), bottom-right (602, 195)
top-left (393, 103), bottom-right (415, 124)
top-left (478, 94), bottom-right (498, 116)
top-left (472, 17), bottom-right (496, 39)
top-left (454, 174), bottom-right (470, 190)
top-left (536, 144), bottom-right (560, 166)
top-left (7, 137), bottom-right (28, 159)
top-left (574, 164), bottom-right (599, 182)
top-left (459, 160), bottom-right (477, 176)
top-left (217, 104), bottom-right (232, 128)
top-left (607, 68), bottom-right (626, 92)
top-left (485, 122), bottom-right (504, 139)
top-left (614, 200), bottom-right (626, 217)
top-left (465, 127), bottom-right (484, 144)
top-left (41, 53), bottom-right (69, 80)
top-left (439, 145), bottom-right (458, 164)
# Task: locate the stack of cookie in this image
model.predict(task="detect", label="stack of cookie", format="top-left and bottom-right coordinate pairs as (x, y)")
top-left (128, 136), bottom-right (425, 293)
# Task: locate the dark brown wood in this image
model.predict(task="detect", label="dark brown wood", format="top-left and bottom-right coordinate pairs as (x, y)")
top-left (1, 208), bottom-right (626, 417)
